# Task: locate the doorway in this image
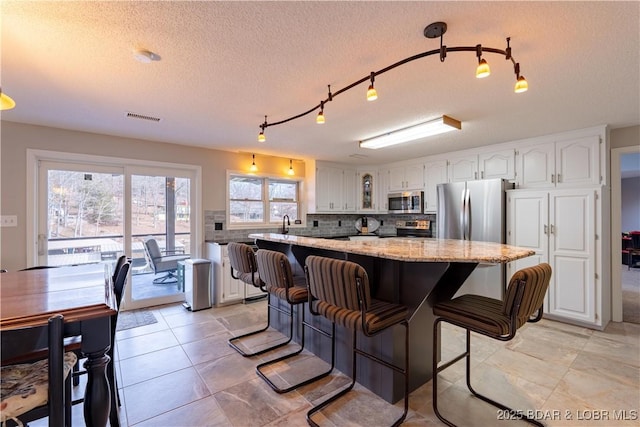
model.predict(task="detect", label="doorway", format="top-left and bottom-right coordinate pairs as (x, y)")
top-left (611, 147), bottom-right (640, 323)
top-left (29, 150), bottom-right (201, 310)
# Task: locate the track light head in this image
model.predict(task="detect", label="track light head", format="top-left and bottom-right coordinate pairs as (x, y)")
top-left (316, 101), bottom-right (325, 124)
top-left (367, 72), bottom-right (378, 101)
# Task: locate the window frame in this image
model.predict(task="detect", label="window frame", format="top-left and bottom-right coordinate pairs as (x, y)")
top-left (227, 171), bottom-right (304, 229)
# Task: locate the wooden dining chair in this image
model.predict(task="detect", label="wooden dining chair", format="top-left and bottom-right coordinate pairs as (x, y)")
top-left (1, 314), bottom-right (77, 427)
top-left (71, 260), bottom-right (131, 419)
top-left (432, 263), bottom-right (552, 427)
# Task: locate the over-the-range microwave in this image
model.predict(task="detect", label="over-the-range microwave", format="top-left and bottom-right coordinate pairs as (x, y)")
top-left (387, 191), bottom-right (424, 214)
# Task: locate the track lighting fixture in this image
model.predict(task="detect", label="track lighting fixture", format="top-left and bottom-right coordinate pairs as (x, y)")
top-left (366, 72), bottom-right (378, 101)
top-left (0, 87), bottom-right (16, 110)
top-left (250, 154), bottom-right (258, 172)
top-left (288, 159), bottom-right (295, 175)
top-left (256, 21), bottom-right (528, 137)
top-left (316, 101), bottom-right (325, 124)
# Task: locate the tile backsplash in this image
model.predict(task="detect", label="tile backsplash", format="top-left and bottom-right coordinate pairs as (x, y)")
top-left (205, 210), bottom-right (436, 242)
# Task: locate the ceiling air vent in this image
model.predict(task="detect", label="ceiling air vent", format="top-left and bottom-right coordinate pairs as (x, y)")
top-left (126, 112), bottom-right (161, 122)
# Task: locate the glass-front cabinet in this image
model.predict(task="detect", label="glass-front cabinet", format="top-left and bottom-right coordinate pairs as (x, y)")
top-left (357, 169), bottom-right (377, 211)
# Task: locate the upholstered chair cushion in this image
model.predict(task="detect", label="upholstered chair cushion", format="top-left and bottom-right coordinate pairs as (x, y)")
top-left (256, 249), bottom-right (307, 304)
top-left (0, 352), bottom-right (77, 425)
top-left (227, 243), bottom-right (262, 287)
top-left (305, 256), bottom-right (407, 334)
top-left (434, 263), bottom-right (552, 336)
top-left (503, 263), bottom-right (552, 327)
top-left (433, 295), bottom-right (510, 336)
top-left (144, 237), bottom-right (162, 259)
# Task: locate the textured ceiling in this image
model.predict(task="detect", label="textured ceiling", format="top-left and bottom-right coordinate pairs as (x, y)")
top-left (1, 1), bottom-right (639, 164)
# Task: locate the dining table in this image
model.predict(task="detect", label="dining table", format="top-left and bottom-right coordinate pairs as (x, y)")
top-left (0, 265), bottom-right (118, 427)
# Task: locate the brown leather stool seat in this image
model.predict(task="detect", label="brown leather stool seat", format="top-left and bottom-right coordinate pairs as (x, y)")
top-left (432, 263), bottom-right (552, 427)
top-left (305, 255), bottom-right (409, 427)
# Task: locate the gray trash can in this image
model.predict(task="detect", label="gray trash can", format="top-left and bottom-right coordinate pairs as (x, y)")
top-left (184, 259), bottom-right (211, 311)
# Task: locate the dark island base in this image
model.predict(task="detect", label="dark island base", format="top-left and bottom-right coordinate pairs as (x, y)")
top-left (255, 239), bottom-right (478, 404)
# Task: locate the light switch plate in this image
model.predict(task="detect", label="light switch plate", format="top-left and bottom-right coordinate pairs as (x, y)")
top-left (1, 215), bottom-right (18, 227)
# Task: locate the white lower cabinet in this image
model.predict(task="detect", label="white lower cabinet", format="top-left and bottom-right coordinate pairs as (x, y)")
top-left (206, 243), bottom-right (264, 306)
top-left (507, 188), bottom-right (603, 327)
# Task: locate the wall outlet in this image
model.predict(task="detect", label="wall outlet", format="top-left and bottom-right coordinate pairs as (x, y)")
top-left (1, 215), bottom-right (18, 227)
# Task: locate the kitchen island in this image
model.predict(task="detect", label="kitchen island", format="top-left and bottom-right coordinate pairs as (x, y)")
top-left (248, 233), bottom-right (534, 403)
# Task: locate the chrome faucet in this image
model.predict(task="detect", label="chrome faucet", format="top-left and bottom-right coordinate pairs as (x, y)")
top-left (281, 214), bottom-right (290, 234)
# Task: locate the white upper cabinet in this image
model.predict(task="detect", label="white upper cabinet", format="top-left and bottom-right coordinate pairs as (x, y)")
top-left (377, 169), bottom-right (389, 212)
top-left (555, 135), bottom-right (601, 187)
top-left (315, 162), bottom-right (356, 213)
top-left (315, 164), bottom-right (343, 212)
top-left (387, 164), bottom-right (424, 191)
top-left (515, 134), bottom-right (601, 189)
top-left (424, 160), bottom-right (447, 213)
top-left (478, 149), bottom-right (515, 180)
top-left (343, 169), bottom-right (357, 212)
top-left (515, 143), bottom-right (555, 188)
top-left (447, 155), bottom-right (478, 183)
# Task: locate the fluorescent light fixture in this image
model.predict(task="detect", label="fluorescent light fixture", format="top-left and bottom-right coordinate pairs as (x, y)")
top-left (359, 115), bottom-right (461, 149)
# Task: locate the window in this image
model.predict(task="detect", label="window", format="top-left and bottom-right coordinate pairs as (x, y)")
top-left (229, 174), bottom-right (299, 225)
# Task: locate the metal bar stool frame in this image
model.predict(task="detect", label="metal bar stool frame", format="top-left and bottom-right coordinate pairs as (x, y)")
top-left (226, 243), bottom-right (293, 358)
top-left (304, 255), bottom-right (410, 427)
top-left (432, 263), bottom-right (551, 427)
top-left (255, 251), bottom-right (336, 394)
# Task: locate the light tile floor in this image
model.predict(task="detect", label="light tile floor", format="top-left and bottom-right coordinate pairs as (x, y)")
top-left (55, 300), bottom-right (639, 426)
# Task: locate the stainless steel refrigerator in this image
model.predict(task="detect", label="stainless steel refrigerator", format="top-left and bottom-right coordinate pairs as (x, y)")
top-left (436, 178), bottom-right (513, 299)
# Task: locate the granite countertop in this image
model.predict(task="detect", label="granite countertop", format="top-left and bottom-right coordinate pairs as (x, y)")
top-left (248, 233), bottom-right (534, 263)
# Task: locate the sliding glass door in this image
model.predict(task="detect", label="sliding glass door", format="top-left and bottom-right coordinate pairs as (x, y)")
top-left (37, 159), bottom-right (196, 310)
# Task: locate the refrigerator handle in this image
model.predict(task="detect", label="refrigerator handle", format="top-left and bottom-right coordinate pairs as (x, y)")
top-left (464, 188), bottom-right (471, 240)
top-left (460, 188), bottom-right (466, 240)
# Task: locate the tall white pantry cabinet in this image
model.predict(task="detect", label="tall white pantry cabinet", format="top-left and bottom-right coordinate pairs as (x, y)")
top-left (506, 126), bottom-right (610, 329)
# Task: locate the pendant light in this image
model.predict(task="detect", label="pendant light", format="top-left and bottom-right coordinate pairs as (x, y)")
top-left (287, 159), bottom-right (295, 175)
top-left (0, 88), bottom-right (16, 110)
top-left (249, 154), bottom-right (258, 172)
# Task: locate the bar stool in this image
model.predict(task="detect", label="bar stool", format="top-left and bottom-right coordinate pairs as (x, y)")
top-left (304, 255), bottom-right (409, 427)
top-left (227, 242), bottom-right (275, 357)
top-left (432, 263), bottom-right (552, 427)
top-left (255, 249), bottom-right (334, 393)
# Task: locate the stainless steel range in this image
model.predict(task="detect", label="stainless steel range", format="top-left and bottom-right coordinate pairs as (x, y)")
top-left (395, 220), bottom-right (432, 237)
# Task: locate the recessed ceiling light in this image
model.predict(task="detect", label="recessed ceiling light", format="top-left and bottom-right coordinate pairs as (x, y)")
top-left (133, 49), bottom-right (160, 63)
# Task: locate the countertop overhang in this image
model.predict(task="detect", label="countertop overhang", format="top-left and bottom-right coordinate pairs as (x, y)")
top-left (248, 233), bottom-right (534, 263)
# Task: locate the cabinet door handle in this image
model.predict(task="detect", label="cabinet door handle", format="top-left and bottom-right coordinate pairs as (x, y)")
top-left (551, 174), bottom-right (555, 183)
top-left (475, 171), bottom-right (478, 180)
top-left (544, 224), bottom-right (548, 235)
top-left (557, 173), bottom-right (561, 183)
top-left (550, 224), bottom-right (555, 234)
top-left (480, 171), bottom-right (484, 179)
